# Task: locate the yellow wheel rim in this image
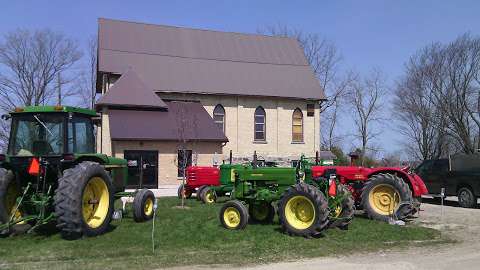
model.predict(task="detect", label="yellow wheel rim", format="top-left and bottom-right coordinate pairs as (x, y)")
top-left (369, 184), bottom-right (400, 215)
top-left (205, 190), bottom-right (215, 204)
top-left (82, 177), bottom-right (110, 229)
top-left (5, 183), bottom-right (24, 224)
top-left (251, 204), bottom-right (269, 220)
top-left (285, 195), bottom-right (315, 230)
top-left (223, 207), bottom-right (241, 228)
top-left (144, 197), bottom-right (154, 216)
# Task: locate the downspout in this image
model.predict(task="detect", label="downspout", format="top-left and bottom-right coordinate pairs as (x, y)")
top-left (236, 96), bottom-right (239, 154)
top-left (100, 109), bottom-right (103, 153)
top-left (276, 99), bottom-right (279, 155)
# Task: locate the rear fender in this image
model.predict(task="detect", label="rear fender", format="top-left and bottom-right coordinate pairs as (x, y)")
top-left (368, 169), bottom-right (428, 197)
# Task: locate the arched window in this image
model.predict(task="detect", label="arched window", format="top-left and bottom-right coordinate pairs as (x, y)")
top-left (254, 106), bottom-right (266, 141)
top-left (213, 104), bottom-right (225, 133)
top-left (292, 108), bottom-right (303, 142)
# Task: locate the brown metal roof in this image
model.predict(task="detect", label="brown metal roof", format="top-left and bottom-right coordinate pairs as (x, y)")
top-left (108, 101), bottom-right (228, 142)
top-left (98, 18), bottom-right (325, 100)
top-left (96, 68), bottom-right (168, 110)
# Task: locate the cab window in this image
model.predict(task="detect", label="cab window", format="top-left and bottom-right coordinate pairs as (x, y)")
top-left (68, 116), bottom-right (94, 154)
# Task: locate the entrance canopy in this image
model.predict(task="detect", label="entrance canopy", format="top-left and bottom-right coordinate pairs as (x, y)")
top-left (108, 101), bottom-right (228, 142)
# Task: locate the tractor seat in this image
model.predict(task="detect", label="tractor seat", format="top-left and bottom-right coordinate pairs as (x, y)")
top-left (32, 140), bottom-right (54, 155)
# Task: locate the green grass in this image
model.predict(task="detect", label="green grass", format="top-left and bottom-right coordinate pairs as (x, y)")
top-left (0, 197), bottom-right (444, 270)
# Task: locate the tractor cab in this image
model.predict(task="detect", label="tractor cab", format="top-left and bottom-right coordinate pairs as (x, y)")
top-left (6, 106), bottom-right (96, 158)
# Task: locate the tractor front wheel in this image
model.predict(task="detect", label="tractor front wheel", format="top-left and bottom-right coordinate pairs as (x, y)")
top-left (54, 162), bottom-right (114, 239)
top-left (133, 189), bottom-right (156, 222)
top-left (328, 184), bottom-right (355, 229)
top-left (0, 169), bottom-right (25, 230)
top-left (219, 200), bottom-right (248, 230)
top-left (278, 183), bottom-right (329, 237)
top-left (361, 173), bottom-right (412, 222)
top-left (200, 187), bottom-right (217, 204)
top-left (196, 185), bottom-right (207, 200)
top-left (249, 202), bottom-right (275, 224)
top-left (177, 184), bottom-right (192, 199)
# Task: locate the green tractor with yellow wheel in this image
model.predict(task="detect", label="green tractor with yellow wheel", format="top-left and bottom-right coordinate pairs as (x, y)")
top-left (219, 154), bottom-right (354, 237)
top-left (0, 106), bottom-right (155, 239)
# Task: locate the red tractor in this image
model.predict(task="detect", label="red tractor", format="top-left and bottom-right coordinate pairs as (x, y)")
top-left (177, 166), bottom-right (221, 200)
top-left (307, 153), bottom-right (428, 222)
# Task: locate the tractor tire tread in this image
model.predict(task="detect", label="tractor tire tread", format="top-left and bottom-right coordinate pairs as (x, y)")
top-left (196, 185), bottom-right (207, 201)
top-left (0, 169), bottom-right (15, 225)
top-left (133, 189), bottom-right (155, 222)
top-left (277, 183), bottom-right (330, 237)
top-left (54, 161), bottom-right (114, 239)
top-left (328, 184), bottom-right (355, 229)
top-left (219, 200), bottom-right (249, 230)
top-left (200, 186), bottom-right (216, 204)
top-left (361, 173), bottom-right (412, 222)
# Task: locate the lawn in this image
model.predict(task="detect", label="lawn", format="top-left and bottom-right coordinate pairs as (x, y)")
top-left (0, 197), bottom-right (443, 270)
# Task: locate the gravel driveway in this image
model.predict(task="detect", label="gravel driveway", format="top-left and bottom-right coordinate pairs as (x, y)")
top-left (171, 198), bottom-right (480, 270)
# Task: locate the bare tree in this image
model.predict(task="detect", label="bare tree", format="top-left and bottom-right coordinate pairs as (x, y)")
top-left (439, 35), bottom-right (480, 153)
top-left (0, 29), bottom-right (82, 149)
top-left (0, 29), bottom-right (82, 109)
top-left (321, 71), bottom-right (355, 149)
top-left (393, 45), bottom-right (447, 160)
top-left (394, 34), bottom-right (480, 159)
top-left (78, 36), bottom-right (98, 109)
top-left (347, 69), bottom-right (387, 166)
top-left (258, 25), bottom-right (347, 149)
top-left (172, 99), bottom-right (199, 208)
top-left (258, 25), bottom-right (344, 111)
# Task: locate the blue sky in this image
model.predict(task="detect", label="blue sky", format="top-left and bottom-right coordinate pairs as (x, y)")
top-left (1, 1), bottom-right (479, 156)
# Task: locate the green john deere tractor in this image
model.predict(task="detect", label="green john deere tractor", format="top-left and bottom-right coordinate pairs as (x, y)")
top-left (0, 106), bottom-right (155, 239)
top-left (219, 153), bottom-right (354, 237)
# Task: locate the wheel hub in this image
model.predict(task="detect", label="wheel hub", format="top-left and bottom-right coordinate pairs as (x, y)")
top-left (369, 184), bottom-right (400, 215)
top-left (285, 196), bottom-right (315, 230)
top-left (205, 190), bottom-right (215, 203)
top-left (223, 207), bottom-right (240, 228)
top-left (144, 197), bottom-right (154, 216)
top-left (82, 177), bottom-right (110, 229)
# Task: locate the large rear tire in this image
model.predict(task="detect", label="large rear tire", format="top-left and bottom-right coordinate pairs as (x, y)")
top-left (278, 183), bottom-right (329, 237)
top-left (54, 162), bottom-right (114, 239)
top-left (361, 173), bottom-right (412, 222)
top-left (133, 189), bottom-right (155, 222)
top-left (328, 184), bottom-right (355, 229)
top-left (0, 169), bottom-right (24, 230)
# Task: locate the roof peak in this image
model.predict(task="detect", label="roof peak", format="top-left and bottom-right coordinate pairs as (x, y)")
top-left (96, 68), bottom-right (168, 110)
top-left (98, 17), bottom-right (297, 42)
